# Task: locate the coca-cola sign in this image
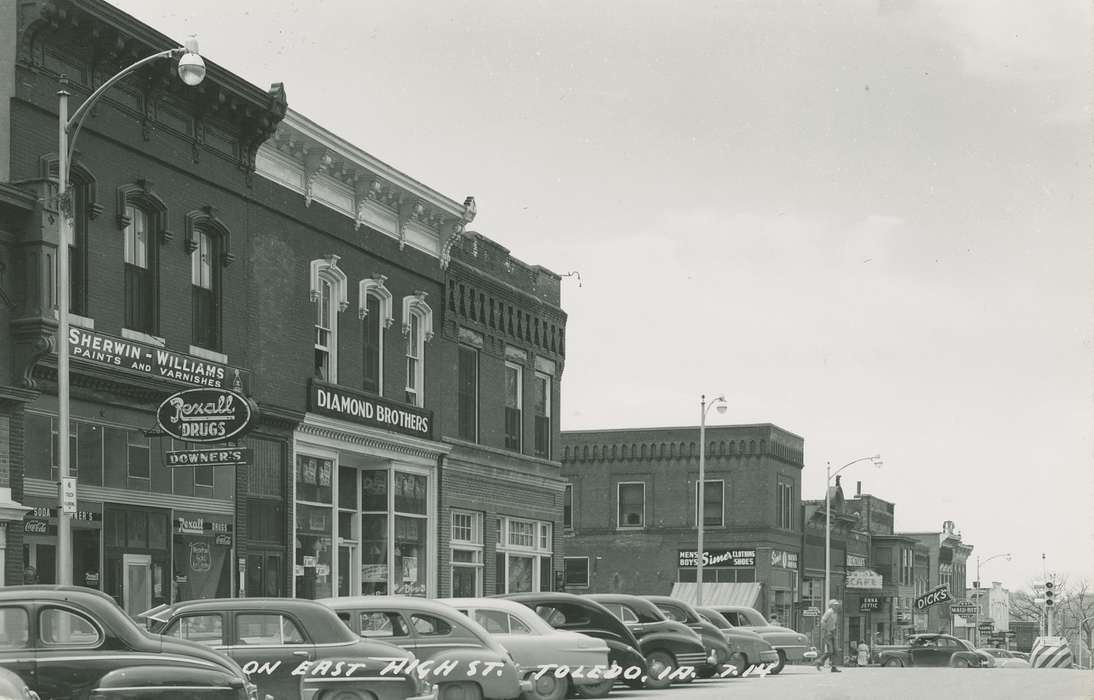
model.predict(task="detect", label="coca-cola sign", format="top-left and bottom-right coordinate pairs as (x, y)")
top-left (156, 388), bottom-right (253, 443)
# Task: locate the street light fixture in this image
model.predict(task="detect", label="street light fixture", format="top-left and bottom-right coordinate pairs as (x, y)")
top-left (973, 552), bottom-right (1010, 648)
top-left (824, 454), bottom-right (882, 606)
top-left (54, 37), bottom-right (205, 585)
top-left (696, 393), bottom-right (727, 607)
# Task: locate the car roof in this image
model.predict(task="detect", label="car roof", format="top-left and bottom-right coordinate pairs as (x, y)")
top-left (443, 598), bottom-right (533, 614)
top-left (0, 585), bottom-right (119, 604)
top-left (317, 596), bottom-right (463, 615)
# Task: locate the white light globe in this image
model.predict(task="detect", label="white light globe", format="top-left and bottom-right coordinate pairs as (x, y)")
top-left (178, 52), bottom-right (206, 86)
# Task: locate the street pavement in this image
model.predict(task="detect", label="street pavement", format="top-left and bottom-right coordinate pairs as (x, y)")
top-left (594, 665), bottom-right (1094, 699)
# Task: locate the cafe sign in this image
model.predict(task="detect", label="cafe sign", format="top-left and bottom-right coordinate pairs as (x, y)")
top-left (846, 569), bottom-right (884, 589)
top-left (156, 388), bottom-right (253, 443)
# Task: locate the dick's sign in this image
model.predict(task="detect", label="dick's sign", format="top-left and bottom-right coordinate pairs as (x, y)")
top-left (915, 585), bottom-right (952, 611)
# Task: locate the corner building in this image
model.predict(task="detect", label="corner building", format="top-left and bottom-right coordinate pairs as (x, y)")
top-left (0, 0), bottom-right (567, 601)
top-left (560, 424), bottom-right (804, 623)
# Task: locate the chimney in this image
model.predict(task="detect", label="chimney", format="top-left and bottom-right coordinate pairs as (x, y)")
top-left (856, 481), bottom-right (862, 496)
top-left (835, 475), bottom-right (841, 488)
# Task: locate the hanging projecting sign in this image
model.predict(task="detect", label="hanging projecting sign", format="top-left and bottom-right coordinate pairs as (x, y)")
top-left (846, 569), bottom-right (884, 589)
top-left (156, 388), bottom-right (253, 443)
top-left (915, 584), bottom-right (952, 611)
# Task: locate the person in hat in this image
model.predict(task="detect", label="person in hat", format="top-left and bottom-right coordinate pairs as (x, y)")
top-left (815, 599), bottom-right (842, 672)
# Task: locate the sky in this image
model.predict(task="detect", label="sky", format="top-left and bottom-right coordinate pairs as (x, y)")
top-left (108, 0), bottom-right (1093, 589)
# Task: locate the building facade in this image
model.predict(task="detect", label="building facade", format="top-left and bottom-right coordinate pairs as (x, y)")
top-left (900, 521), bottom-right (974, 638)
top-left (560, 424), bottom-right (804, 624)
top-left (968, 581), bottom-right (1009, 637)
top-left (0, 0), bottom-right (565, 604)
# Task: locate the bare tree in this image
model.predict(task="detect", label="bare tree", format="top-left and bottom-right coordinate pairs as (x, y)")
top-left (1009, 577), bottom-right (1094, 664)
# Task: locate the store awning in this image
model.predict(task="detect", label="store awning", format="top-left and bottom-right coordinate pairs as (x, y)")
top-left (670, 582), bottom-right (763, 609)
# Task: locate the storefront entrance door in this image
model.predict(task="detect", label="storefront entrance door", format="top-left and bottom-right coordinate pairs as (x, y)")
top-left (122, 554), bottom-right (152, 617)
top-left (338, 543), bottom-right (357, 596)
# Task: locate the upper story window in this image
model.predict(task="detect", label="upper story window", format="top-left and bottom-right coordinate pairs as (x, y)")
top-left (562, 484), bottom-right (573, 530)
top-left (533, 371), bottom-right (551, 458)
top-left (776, 478), bottom-right (794, 530)
top-left (359, 275), bottom-right (394, 395)
top-left (191, 230), bottom-right (219, 350)
top-left (457, 346), bottom-right (478, 441)
top-left (504, 362), bottom-right (523, 451)
top-left (309, 256), bottom-right (349, 383)
top-left (186, 208), bottom-right (232, 353)
top-left (695, 479), bottom-right (724, 527)
top-left (401, 293), bottom-right (433, 408)
top-left (617, 482), bottom-right (645, 528)
top-left (123, 206), bottom-right (156, 334)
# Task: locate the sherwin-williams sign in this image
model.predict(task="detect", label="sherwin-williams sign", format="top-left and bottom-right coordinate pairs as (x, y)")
top-left (157, 388), bottom-right (253, 443)
top-left (67, 327), bottom-right (244, 389)
top-left (309, 381), bottom-right (433, 439)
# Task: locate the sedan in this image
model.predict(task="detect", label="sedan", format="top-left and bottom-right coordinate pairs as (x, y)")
top-left (702, 604), bottom-right (814, 673)
top-left (319, 595), bottom-right (531, 700)
top-left (979, 647), bottom-right (1029, 668)
top-left (587, 593), bottom-right (709, 690)
top-left (441, 597), bottom-right (610, 700)
top-left (879, 633), bottom-right (994, 668)
top-left (639, 595), bottom-right (733, 679)
top-left (502, 592), bottom-right (647, 698)
top-left (1, 585), bottom-right (256, 700)
top-left (152, 597), bottom-right (432, 700)
top-left (694, 606), bottom-right (780, 673)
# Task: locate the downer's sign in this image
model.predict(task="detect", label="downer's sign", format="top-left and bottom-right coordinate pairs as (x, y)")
top-left (309, 381), bottom-right (433, 440)
top-left (915, 585), bottom-right (953, 611)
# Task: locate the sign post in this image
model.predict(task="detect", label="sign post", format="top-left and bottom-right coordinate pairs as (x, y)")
top-left (59, 477), bottom-right (77, 515)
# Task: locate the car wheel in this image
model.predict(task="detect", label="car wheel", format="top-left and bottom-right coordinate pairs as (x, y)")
top-left (573, 679), bottom-right (614, 699)
top-left (438, 681), bottom-right (484, 700)
top-left (768, 650), bottom-right (786, 675)
top-left (952, 658), bottom-right (970, 668)
top-left (524, 671), bottom-right (568, 700)
top-left (728, 652), bottom-right (748, 677)
top-left (643, 650), bottom-right (677, 690)
top-left (320, 691), bottom-right (373, 700)
top-left (883, 658), bottom-right (903, 668)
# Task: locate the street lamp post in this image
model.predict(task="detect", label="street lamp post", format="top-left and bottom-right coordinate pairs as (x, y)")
top-left (54, 37), bottom-right (205, 585)
top-left (824, 455), bottom-right (882, 606)
top-left (972, 552), bottom-right (1010, 648)
top-left (695, 394), bottom-right (727, 607)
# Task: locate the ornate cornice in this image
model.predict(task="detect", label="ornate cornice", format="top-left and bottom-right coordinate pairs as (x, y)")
top-left (258, 110), bottom-right (474, 257)
top-left (296, 417), bottom-right (450, 462)
top-left (18, 0), bottom-right (287, 179)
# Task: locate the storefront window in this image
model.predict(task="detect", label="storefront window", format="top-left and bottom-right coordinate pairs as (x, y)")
top-left (494, 516), bottom-right (553, 594)
top-left (173, 513), bottom-right (232, 602)
top-left (362, 514), bottom-right (388, 595)
top-left (295, 503), bottom-right (333, 599)
top-left (394, 516), bottom-right (426, 596)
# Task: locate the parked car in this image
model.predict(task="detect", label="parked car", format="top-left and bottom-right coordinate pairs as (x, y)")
top-left (639, 595), bottom-right (733, 678)
top-left (979, 647), bottom-right (1030, 668)
top-left (701, 604), bottom-right (813, 673)
top-left (150, 596), bottom-right (432, 700)
top-left (878, 634), bottom-right (994, 668)
top-left (501, 592), bottom-right (648, 698)
top-left (693, 606), bottom-right (781, 672)
top-left (319, 595), bottom-right (531, 700)
top-left (0, 585), bottom-right (257, 700)
top-left (440, 597), bottom-right (610, 700)
top-left (586, 593), bottom-right (709, 690)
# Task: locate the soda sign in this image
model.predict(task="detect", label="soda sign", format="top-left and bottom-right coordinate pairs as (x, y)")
top-left (156, 388), bottom-right (253, 443)
top-left (915, 585), bottom-right (952, 611)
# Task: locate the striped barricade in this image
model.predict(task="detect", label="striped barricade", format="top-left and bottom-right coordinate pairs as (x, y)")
top-left (1030, 637), bottom-right (1073, 669)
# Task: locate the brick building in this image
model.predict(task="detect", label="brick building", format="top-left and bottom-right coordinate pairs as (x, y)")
top-left (559, 424), bottom-right (804, 624)
top-left (899, 521), bottom-right (974, 638)
top-left (0, 0), bottom-right (566, 603)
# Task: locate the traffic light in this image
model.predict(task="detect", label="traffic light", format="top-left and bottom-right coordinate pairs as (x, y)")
top-left (1044, 580), bottom-right (1055, 607)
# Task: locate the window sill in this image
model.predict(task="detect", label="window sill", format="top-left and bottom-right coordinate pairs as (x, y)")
top-left (68, 313), bottom-right (95, 330)
top-left (616, 526), bottom-right (646, 531)
top-left (121, 328), bottom-right (166, 347)
top-left (189, 345), bottom-right (229, 364)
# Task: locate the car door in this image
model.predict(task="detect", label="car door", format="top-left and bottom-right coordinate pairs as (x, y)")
top-left (229, 611), bottom-right (314, 700)
top-left (405, 611), bottom-right (484, 660)
top-left (351, 609), bottom-right (414, 653)
top-left (33, 604), bottom-right (109, 699)
top-left (0, 605), bottom-right (35, 691)
top-left (909, 638), bottom-right (947, 667)
top-left (162, 612), bottom-right (228, 652)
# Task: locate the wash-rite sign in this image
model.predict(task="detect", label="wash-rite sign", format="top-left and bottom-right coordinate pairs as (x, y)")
top-left (66, 327), bottom-right (247, 390)
top-left (678, 548), bottom-right (756, 568)
top-left (308, 380), bottom-right (433, 440)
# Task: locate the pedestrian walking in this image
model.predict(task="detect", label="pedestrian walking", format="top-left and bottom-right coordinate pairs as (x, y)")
top-left (815, 599), bottom-right (842, 672)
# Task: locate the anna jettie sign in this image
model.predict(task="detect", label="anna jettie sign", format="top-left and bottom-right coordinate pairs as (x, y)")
top-left (156, 388), bottom-right (254, 443)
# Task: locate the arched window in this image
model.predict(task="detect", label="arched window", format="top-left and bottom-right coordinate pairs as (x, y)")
top-left (402, 292), bottom-right (433, 407)
top-left (359, 275), bottom-right (394, 394)
top-left (43, 157), bottom-right (100, 316)
top-left (118, 181), bottom-right (167, 335)
top-left (310, 256), bottom-right (349, 382)
top-left (186, 208), bottom-right (232, 352)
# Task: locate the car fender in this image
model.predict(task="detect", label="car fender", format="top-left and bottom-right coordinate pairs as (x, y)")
top-left (90, 665), bottom-right (245, 698)
top-left (414, 648), bottom-right (522, 697)
top-left (636, 630), bottom-right (705, 659)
